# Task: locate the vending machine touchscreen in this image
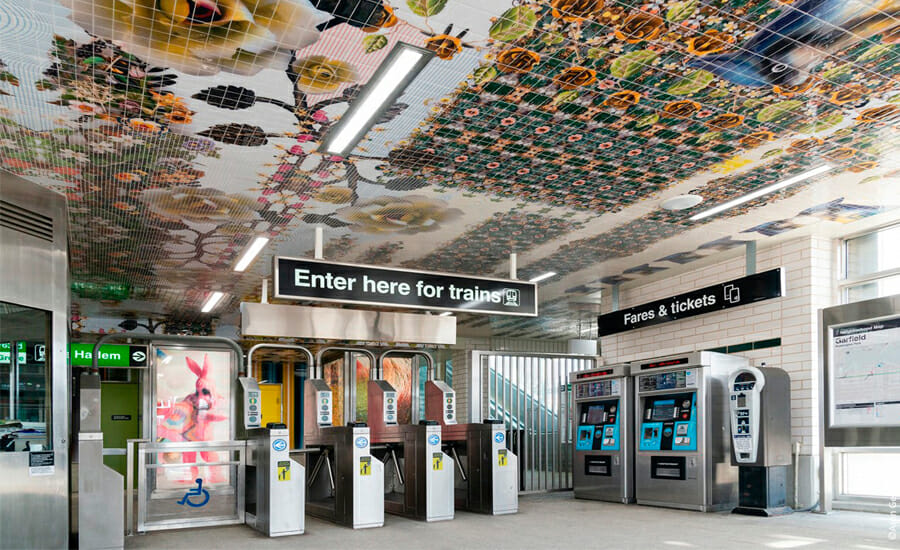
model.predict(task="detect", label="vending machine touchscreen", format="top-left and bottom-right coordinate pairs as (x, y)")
top-left (632, 352), bottom-right (745, 512)
top-left (571, 364), bottom-right (633, 503)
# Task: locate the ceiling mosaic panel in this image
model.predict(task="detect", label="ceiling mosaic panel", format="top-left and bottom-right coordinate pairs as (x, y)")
top-left (0, 0), bottom-right (899, 338)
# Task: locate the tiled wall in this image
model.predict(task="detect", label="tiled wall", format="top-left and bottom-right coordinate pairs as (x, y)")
top-left (599, 235), bottom-right (837, 504)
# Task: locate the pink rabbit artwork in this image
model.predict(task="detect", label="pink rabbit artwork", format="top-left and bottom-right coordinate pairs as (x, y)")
top-left (157, 355), bottom-right (227, 483)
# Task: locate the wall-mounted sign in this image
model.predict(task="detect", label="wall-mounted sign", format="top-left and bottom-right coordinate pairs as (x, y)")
top-left (274, 257), bottom-right (538, 316)
top-left (597, 268), bottom-right (784, 337)
top-left (69, 343), bottom-right (148, 367)
top-left (0, 342), bottom-right (10, 364)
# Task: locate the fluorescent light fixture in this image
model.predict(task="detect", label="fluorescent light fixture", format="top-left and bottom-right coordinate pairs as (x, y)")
top-left (233, 236), bottom-right (270, 272)
top-left (438, 312), bottom-right (453, 317)
top-left (530, 272), bottom-right (557, 283)
top-left (320, 43), bottom-right (433, 156)
top-left (201, 291), bottom-right (225, 313)
top-left (689, 165), bottom-right (832, 221)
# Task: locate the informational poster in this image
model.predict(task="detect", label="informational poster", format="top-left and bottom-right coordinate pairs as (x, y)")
top-left (154, 347), bottom-right (233, 487)
top-left (830, 317), bottom-right (900, 428)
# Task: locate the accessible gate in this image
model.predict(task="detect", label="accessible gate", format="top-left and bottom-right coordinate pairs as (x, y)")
top-left (470, 352), bottom-right (595, 492)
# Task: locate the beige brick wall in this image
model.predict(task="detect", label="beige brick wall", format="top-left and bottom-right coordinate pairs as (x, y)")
top-left (600, 235), bottom-right (837, 456)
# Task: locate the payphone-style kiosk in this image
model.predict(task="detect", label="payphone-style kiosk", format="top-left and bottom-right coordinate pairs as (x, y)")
top-left (368, 377), bottom-right (455, 522)
top-left (728, 365), bottom-right (792, 516)
top-left (303, 378), bottom-right (384, 529)
top-left (424, 378), bottom-right (518, 515)
top-left (570, 364), bottom-right (633, 503)
top-left (632, 352), bottom-right (745, 512)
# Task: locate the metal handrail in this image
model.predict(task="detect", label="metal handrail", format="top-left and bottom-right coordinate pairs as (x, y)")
top-left (378, 349), bottom-right (435, 380)
top-left (91, 333), bottom-right (245, 370)
top-left (126, 438), bottom-right (150, 537)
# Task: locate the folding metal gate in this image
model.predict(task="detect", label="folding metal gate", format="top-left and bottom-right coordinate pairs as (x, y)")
top-left (470, 352), bottom-right (595, 492)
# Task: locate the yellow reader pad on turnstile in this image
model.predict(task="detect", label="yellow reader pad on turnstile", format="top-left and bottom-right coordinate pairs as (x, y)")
top-left (360, 456), bottom-right (371, 476)
top-left (498, 449), bottom-right (508, 467)
top-left (277, 460), bottom-right (290, 481)
top-left (432, 452), bottom-right (443, 471)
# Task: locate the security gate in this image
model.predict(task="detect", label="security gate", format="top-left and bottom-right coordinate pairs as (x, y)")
top-left (470, 352), bottom-right (595, 492)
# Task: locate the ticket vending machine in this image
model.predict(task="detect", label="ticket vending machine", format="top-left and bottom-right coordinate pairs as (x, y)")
top-left (728, 365), bottom-right (792, 516)
top-left (631, 352), bottom-right (746, 512)
top-left (570, 364), bottom-right (633, 503)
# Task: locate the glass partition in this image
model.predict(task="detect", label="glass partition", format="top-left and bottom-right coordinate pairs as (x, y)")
top-left (0, 302), bottom-right (51, 451)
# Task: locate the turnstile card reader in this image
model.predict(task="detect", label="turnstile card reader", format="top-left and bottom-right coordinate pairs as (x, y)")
top-left (728, 366), bottom-right (792, 516)
top-left (302, 379), bottom-right (384, 529)
top-left (424, 380), bottom-right (518, 515)
top-left (237, 377), bottom-right (262, 439)
top-left (571, 364), bottom-right (633, 503)
top-left (246, 426), bottom-right (304, 537)
top-left (369, 380), bottom-right (454, 522)
top-left (632, 352), bottom-right (745, 512)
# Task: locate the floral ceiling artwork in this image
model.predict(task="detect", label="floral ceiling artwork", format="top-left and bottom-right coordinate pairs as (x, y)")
top-left (0, 0), bottom-right (899, 338)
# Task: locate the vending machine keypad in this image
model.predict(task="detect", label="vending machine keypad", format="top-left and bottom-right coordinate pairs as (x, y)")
top-left (639, 392), bottom-right (697, 451)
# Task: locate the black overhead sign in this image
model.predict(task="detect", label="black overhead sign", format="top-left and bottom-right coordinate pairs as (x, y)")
top-left (597, 268), bottom-right (784, 337)
top-left (274, 257), bottom-right (538, 317)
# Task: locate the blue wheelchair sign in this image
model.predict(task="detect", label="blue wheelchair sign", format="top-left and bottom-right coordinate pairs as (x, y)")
top-left (494, 432), bottom-right (505, 444)
top-left (428, 434), bottom-right (440, 446)
top-left (177, 478), bottom-right (210, 508)
top-left (272, 438), bottom-right (287, 452)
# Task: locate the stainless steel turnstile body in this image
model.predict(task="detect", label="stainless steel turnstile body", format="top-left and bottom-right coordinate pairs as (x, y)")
top-left (424, 380), bottom-right (518, 515)
top-left (570, 364), bottom-right (633, 503)
top-left (246, 427), bottom-right (305, 536)
top-left (302, 379), bottom-right (384, 529)
top-left (631, 352), bottom-right (745, 512)
top-left (368, 380), bottom-right (454, 522)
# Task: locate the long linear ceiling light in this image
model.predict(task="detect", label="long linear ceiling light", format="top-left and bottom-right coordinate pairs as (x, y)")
top-left (689, 164), bottom-right (833, 221)
top-left (201, 291), bottom-right (225, 313)
top-left (529, 272), bottom-right (557, 283)
top-left (320, 43), bottom-right (434, 157)
top-left (233, 236), bottom-right (270, 272)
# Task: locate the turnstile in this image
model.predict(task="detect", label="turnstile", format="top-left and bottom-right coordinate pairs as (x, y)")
top-left (424, 379), bottom-right (518, 515)
top-left (245, 425), bottom-right (304, 536)
top-left (570, 364), bottom-right (633, 503)
top-left (302, 379), bottom-right (384, 529)
top-left (632, 352), bottom-right (745, 512)
top-left (368, 379), bottom-right (454, 522)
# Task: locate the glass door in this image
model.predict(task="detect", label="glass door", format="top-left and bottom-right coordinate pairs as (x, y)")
top-left (0, 302), bottom-right (52, 451)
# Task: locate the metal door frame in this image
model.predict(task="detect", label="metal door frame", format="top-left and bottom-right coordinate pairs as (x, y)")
top-left (315, 347), bottom-right (376, 424)
top-left (470, 351), bottom-right (596, 492)
top-left (378, 349), bottom-right (434, 424)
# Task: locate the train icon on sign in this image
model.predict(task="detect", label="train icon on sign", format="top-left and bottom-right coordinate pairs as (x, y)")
top-left (503, 289), bottom-right (520, 307)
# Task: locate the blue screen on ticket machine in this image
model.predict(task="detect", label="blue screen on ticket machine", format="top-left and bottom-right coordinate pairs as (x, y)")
top-left (639, 393), bottom-right (697, 451)
top-left (575, 398), bottom-right (621, 451)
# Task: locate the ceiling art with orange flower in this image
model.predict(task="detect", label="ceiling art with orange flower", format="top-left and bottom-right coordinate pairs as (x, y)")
top-left (0, 0), bottom-right (898, 337)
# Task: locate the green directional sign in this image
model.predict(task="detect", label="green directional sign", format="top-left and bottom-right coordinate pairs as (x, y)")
top-left (69, 343), bottom-right (148, 367)
top-left (0, 342), bottom-right (10, 365)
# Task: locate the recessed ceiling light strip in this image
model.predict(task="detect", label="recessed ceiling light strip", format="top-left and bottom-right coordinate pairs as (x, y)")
top-left (321, 43), bottom-right (434, 156)
top-left (689, 164), bottom-right (833, 221)
top-left (201, 291), bottom-right (225, 313)
top-left (233, 236), bottom-right (270, 272)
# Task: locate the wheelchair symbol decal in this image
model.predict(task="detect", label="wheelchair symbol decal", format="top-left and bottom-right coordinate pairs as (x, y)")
top-left (177, 478), bottom-right (210, 507)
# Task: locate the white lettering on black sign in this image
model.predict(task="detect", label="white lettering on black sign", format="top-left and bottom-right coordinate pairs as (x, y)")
top-left (275, 257), bottom-right (537, 317)
top-left (598, 268), bottom-right (784, 337)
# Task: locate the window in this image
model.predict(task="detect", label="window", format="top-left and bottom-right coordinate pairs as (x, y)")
top-left (841, 224), bottom-right (900, 303)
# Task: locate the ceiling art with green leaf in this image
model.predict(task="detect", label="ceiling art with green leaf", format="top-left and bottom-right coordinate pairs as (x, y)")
top-left (0, 0), bottom-right (898, 337)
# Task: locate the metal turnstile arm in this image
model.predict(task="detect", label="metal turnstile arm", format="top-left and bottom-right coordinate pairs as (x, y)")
top-left (388, 447), bottom-right (405, 486)
top-left (449, 445), bottom-right (467, 482)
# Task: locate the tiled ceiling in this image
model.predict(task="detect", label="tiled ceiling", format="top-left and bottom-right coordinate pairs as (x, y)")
top-left (1, 0), bottom-right (899, 338)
